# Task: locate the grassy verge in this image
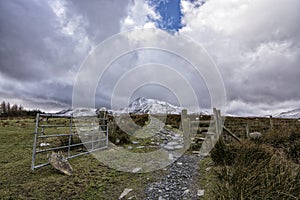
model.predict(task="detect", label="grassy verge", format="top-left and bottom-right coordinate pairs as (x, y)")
top-left (198, 157), bottom-right (215, 200)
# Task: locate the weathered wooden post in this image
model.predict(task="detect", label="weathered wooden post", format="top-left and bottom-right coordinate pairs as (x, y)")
top-left (213, 108), bottom-right (222, 139)
top-left (181, 109), bottom-right (190, 149)
top-left (269, 115), bottom-right (273, 130)
top-left (246, 122), bottom-right (250, 139)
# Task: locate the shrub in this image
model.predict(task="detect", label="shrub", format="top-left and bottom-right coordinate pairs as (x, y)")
top-left (108, 121), bottom-right (131, 145)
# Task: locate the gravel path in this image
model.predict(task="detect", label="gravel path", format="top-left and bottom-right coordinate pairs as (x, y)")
top-left (144, 154), bottom-right (201, 200)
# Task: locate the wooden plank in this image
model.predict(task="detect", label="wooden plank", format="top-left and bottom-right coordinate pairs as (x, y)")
top-left (223, 126), bottom-right (241, 143)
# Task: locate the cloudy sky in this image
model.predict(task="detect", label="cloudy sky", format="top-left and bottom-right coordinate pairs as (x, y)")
top-left (0, 0), bottom-right (299, 116)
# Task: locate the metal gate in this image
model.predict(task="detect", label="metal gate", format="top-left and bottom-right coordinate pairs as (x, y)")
top-left (31, 111), bottom-right (108, 170)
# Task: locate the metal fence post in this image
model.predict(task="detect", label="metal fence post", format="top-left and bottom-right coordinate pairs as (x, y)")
top-left (31, 113), bottom-right (40, 170)
top-left (67, 114), bottom-right (73, 158)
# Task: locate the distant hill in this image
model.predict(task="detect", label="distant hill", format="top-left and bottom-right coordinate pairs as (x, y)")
top-left (274, 108), bottom-right (300, 119)
top-left (115, 97), bottom-right (209, 115)
top-left (55, 97), bottom-right (209, 116)
top-left (55, 108), bottom-right (97, 117)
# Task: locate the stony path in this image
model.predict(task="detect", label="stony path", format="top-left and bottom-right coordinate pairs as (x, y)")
top-left (144, 154), bottom-right (201, 200)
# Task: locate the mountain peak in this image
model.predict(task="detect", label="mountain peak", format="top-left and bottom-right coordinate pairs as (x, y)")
top-left (127, 97), bottom-right (181, 114)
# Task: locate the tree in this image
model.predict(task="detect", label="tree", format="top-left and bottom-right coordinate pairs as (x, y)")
top-left (18, 105), bottom-right (23, 112)
top-left (7, 102), bottom-right (10, 113)
top-left (1, 101), bottom-right (6, 113)
top-left (11, 104), bottom-right (18, 113)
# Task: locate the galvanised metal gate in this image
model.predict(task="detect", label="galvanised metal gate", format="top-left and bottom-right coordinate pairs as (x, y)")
top-left (31, 111), bottom-right (108, 170)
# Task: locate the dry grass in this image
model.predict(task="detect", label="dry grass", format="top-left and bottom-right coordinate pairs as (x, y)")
top-left (211, 139), bottom-right (300, 199)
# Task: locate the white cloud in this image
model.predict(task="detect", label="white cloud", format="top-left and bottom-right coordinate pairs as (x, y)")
top-left (179, 0), bottom-right (300, 113)
top-left (120, 0), bottom-right (160, 31)
top-left (1, 0), bottom-right (299, 115)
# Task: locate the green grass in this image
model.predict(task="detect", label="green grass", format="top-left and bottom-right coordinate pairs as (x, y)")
top-left (0, 118), bottom-right (164, 199)
top-left (1, 116), bottom-right (300, 199)
top-left (198, 157), bottom-right (215, 200)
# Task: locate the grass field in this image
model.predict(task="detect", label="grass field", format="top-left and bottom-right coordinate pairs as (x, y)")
top-left (0, 118), bottom-right (165, 199)
top-left (1, 116), bottom-right (299, 199)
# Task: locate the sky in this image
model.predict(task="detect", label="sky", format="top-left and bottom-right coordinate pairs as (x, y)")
top-left (0, 0), bottom-right (299, 116)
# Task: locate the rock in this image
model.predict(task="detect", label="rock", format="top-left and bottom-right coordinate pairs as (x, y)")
top-left (199, 153), bottom-right (209, 158)
top-left (197, 189), bottom-right (205, 197)
top-left (168, 154), bottom-right (174, 160)
top-left (127, 146), bottom-right (132, 150)
top-left (173, 145), bottom-right (183, 150)
top-left (118, 188), bottom-right (133, 199)
top-left (40, 143), bottom-right (50, 147)
top-left (183, 189), bottom-right (189, 195)
top-left (163, 145), bottom-right (174, 150)
top-left (205, 167), bottom-right (211, 172)
top-left (167, 141), bottom-right (179, 146)
top-left (132, 167), bottom-right (141, 173)
top-left (49, 152), bottom-right (73, 176)
top-left (132, 141), bottom-right (139, 144)
top-left (248, 132), bottom-right (262, 139)
top-left (165, 125), bottom-right (173, 129)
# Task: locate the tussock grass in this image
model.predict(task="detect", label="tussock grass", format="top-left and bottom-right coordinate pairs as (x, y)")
top-left (211, 139), bottom-right (300, 199)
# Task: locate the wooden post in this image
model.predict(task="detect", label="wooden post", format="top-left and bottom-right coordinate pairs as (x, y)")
top-left (213, 108), bottom-right (222, 139)
top-left (213, 108), bottom-right (218, 136)
top-left (246, 122), bottom-right (249, 139)
top-left (181, 109), bottom-right (190, 149)
top-left (269, 115), bottom-right (273, 130)
top-left (217, 109), bottom-right (222, 137)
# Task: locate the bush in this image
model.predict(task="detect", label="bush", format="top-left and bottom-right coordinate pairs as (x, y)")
top-left (108, 121), bottom-right (131, 145)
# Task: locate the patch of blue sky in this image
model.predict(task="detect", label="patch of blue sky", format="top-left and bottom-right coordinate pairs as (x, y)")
top-left (147, 0), bottom-right (206, 32)
top-left (147, 0), bottom-right (183, 32)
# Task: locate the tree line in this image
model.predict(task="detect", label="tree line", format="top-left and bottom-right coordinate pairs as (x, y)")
top-left (0, 101), bottom-right (43, 117)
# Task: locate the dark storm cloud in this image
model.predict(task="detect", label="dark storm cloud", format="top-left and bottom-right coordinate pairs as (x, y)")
top-left (71, 0), bottom-right (130, 43)
top-left (0, 0), bottom-right (130, 111)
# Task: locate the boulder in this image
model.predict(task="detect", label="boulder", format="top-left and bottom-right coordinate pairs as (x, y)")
top-left (49, 152), bottom-right (73, 176)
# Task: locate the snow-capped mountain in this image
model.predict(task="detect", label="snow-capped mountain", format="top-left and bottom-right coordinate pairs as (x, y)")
top-left (274, 108), bottom-right (300, 119)
top-left (116, 97), bottom-right (209, 115)
top-left (124, 97), bottom-right (182, 114)
top-left (55, 107), bottom-right (97, 117)
top-left (54, 97), bottom-right (209, 116)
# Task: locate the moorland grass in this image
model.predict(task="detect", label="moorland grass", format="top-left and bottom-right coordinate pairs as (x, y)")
top-left (211, 138), bottom-right (300, 199)
top-left (0, 117), bottom-right (164, 199)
